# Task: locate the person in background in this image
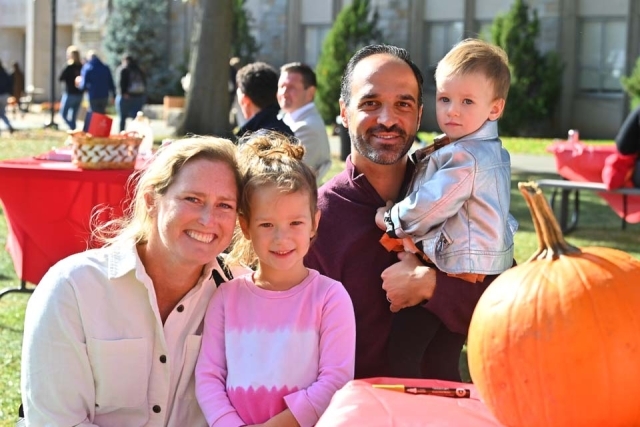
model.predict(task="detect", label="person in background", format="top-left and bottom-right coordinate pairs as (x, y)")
top-left (374, 38), bottom-right (516, 378)
top-left (228, 57), bottom-right (245, 128)
top-left (235, 62), bottom-right (294, 139)
top-left (278, 62), bottom-right (332, 184)
top-left (305, 44), bottom-right (500, 381)
top-left (116, 54), bottom-right (147, 132)
top-left (21, 137), bottom-right (248, 426)
top-left (0, 60), bottom-right (15, 135)
top-left (59, 46), bottom-right (84, 130)
top-left (76, 50), bottom-right (115, 114)
top-left (195, 131), bottom-right (355, 427)
top-left (11, 61), bottom-right (25, 104)
top-left (612, 105), bottom-right (640, 187)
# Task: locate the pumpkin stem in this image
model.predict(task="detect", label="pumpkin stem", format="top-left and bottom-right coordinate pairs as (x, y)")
top-left (518, 182), bottom-right (547, 261)
top-left (518, 182), bottom-right (581, 260)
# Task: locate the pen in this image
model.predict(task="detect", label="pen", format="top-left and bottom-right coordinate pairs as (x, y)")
top-left (372, 385), bottom-right (471, 398)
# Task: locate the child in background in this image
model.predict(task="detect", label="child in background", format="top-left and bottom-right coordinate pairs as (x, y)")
top-left (375, 38), bottom-right (517, 378)
top-left (195, 130), bottom-right (356, 427)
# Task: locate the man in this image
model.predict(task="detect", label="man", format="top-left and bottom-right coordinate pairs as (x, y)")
top-left (278, 63), bottom-right (332, 183)
top-left (77, 51), bottom-right (115, 114)
top-left (235, 62), bottom-right (293, 138)
top-left (305, 45), bottom-right (499, 380)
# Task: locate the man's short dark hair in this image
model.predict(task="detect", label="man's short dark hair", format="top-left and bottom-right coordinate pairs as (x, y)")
top-left (340, 44), bottom-right (424, 108)
top-left (280, 62), bottom-right (317, 89)
top-left (236, 62), bottom-right (279, 109)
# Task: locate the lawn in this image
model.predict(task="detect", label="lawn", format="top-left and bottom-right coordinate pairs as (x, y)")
top-left (1, 129), bottom-right (638, 425)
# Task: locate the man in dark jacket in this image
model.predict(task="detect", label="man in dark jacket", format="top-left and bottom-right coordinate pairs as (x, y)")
top-left (77, 51), bottom-right (115, 114)
top-left (235, 62), bottom-right (293, 139)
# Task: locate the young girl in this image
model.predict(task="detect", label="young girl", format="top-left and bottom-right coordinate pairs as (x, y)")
top-left (195, 131), bottom-right (356, 427)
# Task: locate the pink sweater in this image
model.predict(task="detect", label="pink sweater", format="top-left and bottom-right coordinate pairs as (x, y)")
top-left (195, 269), bottom-right (356, 427)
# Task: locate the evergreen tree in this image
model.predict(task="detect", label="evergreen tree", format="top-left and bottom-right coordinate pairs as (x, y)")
top-left (104, 0), bottom-right (176, 103)
top-left (490, 0), bottom-right (563, 136)
top-left (231, 0), bottom-right (260, 65)
top-left (621, 57), bottom-right (640, 109)
top-left (315, 0), bottom-right (383, 124)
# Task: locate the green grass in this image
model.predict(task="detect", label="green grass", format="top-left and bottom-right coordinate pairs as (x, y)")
top-left (418, 131), bottom-right (616, 156)
top-left (1, 129), bottom-right (638, 422)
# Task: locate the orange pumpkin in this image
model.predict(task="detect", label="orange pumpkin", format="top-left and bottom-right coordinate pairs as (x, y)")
top-left (467, 182), bottom-right (640, 427)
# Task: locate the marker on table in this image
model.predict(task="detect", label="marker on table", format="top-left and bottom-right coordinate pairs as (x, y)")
top-left (372, 385), bottom-right (471, 398)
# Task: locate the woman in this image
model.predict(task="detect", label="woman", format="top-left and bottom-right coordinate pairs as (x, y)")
top-left (21, 137), bottom-right (247, 426)
top-left (58, 46), bottom-right (84, 130)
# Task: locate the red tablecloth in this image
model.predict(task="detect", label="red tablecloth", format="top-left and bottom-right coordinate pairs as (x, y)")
top-left (547, 140), bottom-right (640, 223)
top-left (0, 157), bottom-right (137, 285)
top-left (317, 377), bottom-right (503, 426)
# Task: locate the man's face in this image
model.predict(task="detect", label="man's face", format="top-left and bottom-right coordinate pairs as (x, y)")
top-left (277, 71), bottom-right (315, 113)
top-left (340, 54), bottom-right (423, 165)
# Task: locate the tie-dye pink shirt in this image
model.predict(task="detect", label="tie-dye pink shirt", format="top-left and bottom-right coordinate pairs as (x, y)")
top-left (195, 269), bottom-right (356, 427)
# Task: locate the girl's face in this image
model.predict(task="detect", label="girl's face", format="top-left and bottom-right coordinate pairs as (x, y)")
top-left (145, 158), bottom-right (239, 270)
top-left (240, 185), bottom-right (319, 288)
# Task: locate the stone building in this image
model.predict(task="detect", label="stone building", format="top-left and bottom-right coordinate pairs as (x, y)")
top-left (1, 0), bottom-right (639, 138)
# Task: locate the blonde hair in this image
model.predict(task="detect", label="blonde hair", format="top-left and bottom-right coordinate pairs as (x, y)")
top-left (66, 45), bottom-right (81, 65)
top-left (435, 38), bottom-right (511, 101)
top-left (93, 136), bottom-right (241, 247)
top-left (226, 131), bottom-right (318, 269)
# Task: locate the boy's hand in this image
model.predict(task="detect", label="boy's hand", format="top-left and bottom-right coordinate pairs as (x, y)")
top-left (375, 200), bottom-right (394, 231)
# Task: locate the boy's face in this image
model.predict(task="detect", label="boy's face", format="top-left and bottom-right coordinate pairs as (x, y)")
top-left (435, 71), bottom-right (505, 142)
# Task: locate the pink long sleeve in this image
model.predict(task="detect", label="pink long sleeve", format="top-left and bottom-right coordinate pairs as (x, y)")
top-left (195, 270), bottom-right (356, 427)
top-left (195, 287), bottom-right (245, 427)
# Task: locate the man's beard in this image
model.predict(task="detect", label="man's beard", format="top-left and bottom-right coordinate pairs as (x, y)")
top-left (350, 124), bottom-right (415, 165)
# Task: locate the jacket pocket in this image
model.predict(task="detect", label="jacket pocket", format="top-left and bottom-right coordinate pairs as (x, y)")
top-left (87, 337), bottom-right (149, 408)
top-left (435, 227), bottom-right (453, 253)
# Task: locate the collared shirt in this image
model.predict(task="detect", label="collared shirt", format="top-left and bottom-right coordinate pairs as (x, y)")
top-left (21, 243), bottom-right (240, 427)
top-left (281, 102), bottom-right (315, 128)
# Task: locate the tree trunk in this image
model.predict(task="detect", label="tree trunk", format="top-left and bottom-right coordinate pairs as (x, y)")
top-left (176, 0), bottom-right (233, 137)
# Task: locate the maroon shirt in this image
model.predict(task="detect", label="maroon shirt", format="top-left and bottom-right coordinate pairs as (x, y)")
top-left (305, 156), bottom-right (496, 379)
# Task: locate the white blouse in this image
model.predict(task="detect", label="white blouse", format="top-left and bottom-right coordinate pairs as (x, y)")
top-left (21, 243), bottom-right (241, 426)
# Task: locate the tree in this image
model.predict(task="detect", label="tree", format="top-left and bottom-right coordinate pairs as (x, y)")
top-left (176, 0), bottom-right (233, 137)
top-left (621, 57), bottom-right (640, 110)
top-left (104, 0), bottom-right (177, 104)
top-left (231, 0), bottom-right (260, 65)
top-left (490, 0), bottom-right (563, 136)
top-left (315, 0), bottom-right (383, 124)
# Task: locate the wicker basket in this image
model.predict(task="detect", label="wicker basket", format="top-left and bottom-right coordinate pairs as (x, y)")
top-left (70, 131), bottom-right (143, 169)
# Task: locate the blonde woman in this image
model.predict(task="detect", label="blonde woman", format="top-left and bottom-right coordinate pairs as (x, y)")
top-left (21, 137), bottom-right (248, 426)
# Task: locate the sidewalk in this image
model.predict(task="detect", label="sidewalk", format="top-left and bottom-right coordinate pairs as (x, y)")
top-left (6, 111), bottom-right (558, 175)
top-left (5, 110), bottom-right (176, 140)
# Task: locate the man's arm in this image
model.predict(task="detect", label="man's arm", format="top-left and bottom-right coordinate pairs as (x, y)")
top-left (381, 251), bottom-right (496, 334)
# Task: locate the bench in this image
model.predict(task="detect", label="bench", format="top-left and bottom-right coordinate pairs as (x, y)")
top-left (536, 179), bottom-right (640, 234)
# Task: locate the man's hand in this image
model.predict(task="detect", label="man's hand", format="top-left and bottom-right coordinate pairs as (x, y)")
top-left (381, 251), bottom-right (436, 312)
top-left (375, 200), bottom-right (394, 231)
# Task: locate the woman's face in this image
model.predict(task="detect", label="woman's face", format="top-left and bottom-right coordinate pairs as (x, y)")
top-left (146, 158), bottom-right (239, 268)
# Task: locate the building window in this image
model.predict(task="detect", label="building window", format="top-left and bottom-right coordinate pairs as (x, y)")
top-left (422, 21), bottom-right (464, 86)
top-left (304, 25), bottom-right (331, 69)
top-left (578, 19), bottom-right (627, 93)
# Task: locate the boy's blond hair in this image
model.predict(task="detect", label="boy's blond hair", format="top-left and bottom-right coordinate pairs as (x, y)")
top-left (435, 38), bottom-right (510, 101)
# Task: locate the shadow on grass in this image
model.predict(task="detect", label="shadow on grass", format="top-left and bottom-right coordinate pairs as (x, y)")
top-left (510, 172), bottom-right (640, 256)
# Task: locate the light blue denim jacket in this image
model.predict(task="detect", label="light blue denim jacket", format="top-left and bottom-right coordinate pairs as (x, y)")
top-left (387, 120), bottom-right (517, 275)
